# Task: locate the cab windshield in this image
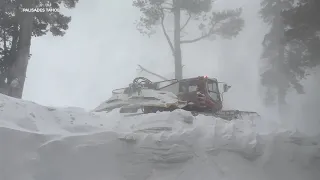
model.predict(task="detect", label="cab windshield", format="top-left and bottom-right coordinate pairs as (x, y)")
top-left (207, 80), bottom-right (220, 101)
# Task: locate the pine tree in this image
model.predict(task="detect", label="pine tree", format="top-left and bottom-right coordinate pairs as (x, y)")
top-left (259, 0), bottom-right (306, 112)
top-left (0, 0), bottom-right (79, 97)
top-left (282, 0), bottom-right (320, 69)
top-left (133, 0), bottom-right (244, 80)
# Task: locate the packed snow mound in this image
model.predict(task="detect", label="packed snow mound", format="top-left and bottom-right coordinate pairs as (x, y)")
top-left (0, 94), bottom-right (319, 180)
top-left (94, 88), bottom-right (183, 112)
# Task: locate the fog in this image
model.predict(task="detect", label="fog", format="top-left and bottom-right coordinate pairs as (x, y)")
top-left (22, 0), bottom-right (319, 134)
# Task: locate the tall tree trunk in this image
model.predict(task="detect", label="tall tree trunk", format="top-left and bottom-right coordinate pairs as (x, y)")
top-left (6, 23), bottom-right (19, 89)
top-left (173, 0), bottom-right (182, 80)
top-left (9, 0), bottom-right (35, 98)
top-left (0, 28), bottom-right (7, 90)
top-left (274, 3), bottom-right (287, 114)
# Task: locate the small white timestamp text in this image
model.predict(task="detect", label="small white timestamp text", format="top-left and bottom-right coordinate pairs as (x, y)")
top-left (21, 8), bottom-right (59, 12)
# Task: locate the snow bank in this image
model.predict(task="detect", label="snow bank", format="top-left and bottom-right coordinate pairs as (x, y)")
top-left (0, 94), bottom-right (319, 180)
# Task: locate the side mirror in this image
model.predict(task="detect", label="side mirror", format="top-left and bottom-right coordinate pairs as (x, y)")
top-left (223, 84), bottom-right (231, 92)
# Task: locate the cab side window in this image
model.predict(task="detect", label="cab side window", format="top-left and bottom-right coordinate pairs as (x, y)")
top-left (160, 82), bottom-right (179, 94)
top-left (179, 82), bottom-right (189, 93)
top-left (188, 85), bottom-right (197, 92)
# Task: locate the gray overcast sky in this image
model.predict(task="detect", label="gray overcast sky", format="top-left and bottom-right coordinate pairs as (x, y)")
top-left (23, 0), bottom-right (265, 111)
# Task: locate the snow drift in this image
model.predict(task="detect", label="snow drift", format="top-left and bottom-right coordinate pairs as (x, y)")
top-left (0, 94), bottom-right (319, 180)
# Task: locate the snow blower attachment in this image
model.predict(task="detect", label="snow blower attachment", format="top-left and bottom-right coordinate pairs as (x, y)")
top-left (94, 76), bottom-right (260, 121)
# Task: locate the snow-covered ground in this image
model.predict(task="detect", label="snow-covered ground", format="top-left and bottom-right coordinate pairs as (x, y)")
top-left (0, 93), bottom-right (319, 180)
